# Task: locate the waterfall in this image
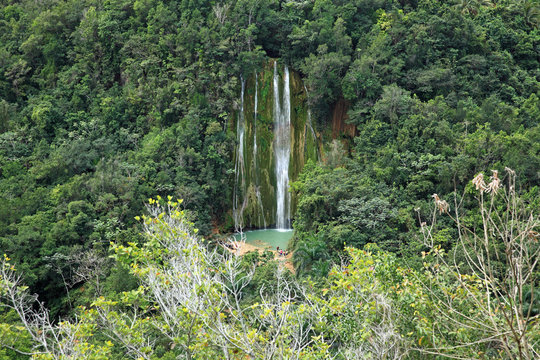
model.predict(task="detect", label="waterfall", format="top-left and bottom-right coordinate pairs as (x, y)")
top-left (233, 78), bottom-right (246, 231)
top-left (232, 62), bottom-right (315, 231)
top-left (253, 73), bottom-right (267, 228)
top-left (273, 62), bottom-right (291, 230)
top-left (253, 73), bottom-right (258, 170)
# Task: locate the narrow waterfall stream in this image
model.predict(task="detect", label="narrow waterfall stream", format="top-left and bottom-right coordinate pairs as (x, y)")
top-left (273, 62), bottom-right (291, 230)
top-left (233, 78), bottom-right (246, 231)
top-left (254, 73), bottom-right (267, 229)
top-left (304, 84), bottom-right (321, 160)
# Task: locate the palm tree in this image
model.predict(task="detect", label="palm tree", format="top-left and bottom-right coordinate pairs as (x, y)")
top-left (453, 0), bottom-right (492, 16)
top-left (311, 259), bottom-right (331, 278)
top-left (523, 1), bottom-right (540, 28)
top-left (508, 0), bottom-right (539, 28)
top-left (292, 236), bottom-right (330, 277)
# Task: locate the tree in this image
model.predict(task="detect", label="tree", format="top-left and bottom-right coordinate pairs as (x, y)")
top-left (417, 168), bottom-right (540, 359)
top-left (1, 198), bottom-right (331, 359)
top-left (110, 197), bottom-right (329, 359)
top-left (0, 255), bottom-right (114, 359)
top-left (292, 236), bottom-right (330, 277)
top-left (453, 0), bottom-right (492, 16)
top-left (302, 45), bottom-right (350, 124)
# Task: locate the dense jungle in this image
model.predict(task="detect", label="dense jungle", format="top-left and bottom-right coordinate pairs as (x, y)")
top-left (0, 0), bottom-right (539, 358)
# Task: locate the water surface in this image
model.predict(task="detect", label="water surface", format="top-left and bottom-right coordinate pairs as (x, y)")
top-left (234, 229), bottom-right (293, 250)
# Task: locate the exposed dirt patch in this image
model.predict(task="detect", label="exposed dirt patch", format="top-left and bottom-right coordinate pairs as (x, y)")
top-left (230, 242), bottom-right (295, 274)
top-left (331, 98), bottom-right (356, 138)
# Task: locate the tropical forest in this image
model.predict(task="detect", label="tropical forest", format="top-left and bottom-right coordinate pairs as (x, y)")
top-left (0, 0), bottom-right (539, 358)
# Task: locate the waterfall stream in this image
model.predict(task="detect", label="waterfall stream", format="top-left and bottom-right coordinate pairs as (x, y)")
top-left (233, 78), bottom-right (246, 231)
top-left (254, 73), bottom-right (267, 228)
top-left (233, 62), bottom-right (316, 231)
top-left (304, 84), bottom-right (321, 160)
top-left (273, 62), bottom-right (291, 230)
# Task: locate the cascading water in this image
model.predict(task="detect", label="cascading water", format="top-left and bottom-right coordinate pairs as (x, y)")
top-left (253, 73), bottom-right (258, 165)
top-left (233, 78), bottom-right (246, 231)
top-left (273, 62), bottom-right (291, 230)
top-left (253, 73), bottom-right (267, 228)
top-left (232, 62), bottom-right (318, 231)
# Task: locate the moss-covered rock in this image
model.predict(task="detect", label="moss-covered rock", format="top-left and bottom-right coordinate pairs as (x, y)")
top-left (232, 59), bottom-right (319, 229)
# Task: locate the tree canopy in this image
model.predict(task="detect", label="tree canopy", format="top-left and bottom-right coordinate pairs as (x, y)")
top-left (0, 0), bottom-right (539, 357)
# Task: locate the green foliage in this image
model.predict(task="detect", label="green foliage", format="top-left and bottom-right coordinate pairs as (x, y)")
top-left (0, 309), bottom-right (32, 360)
top-left (293, 234), bottom-right (330, 277)
top-left (1, 194), bottom-right (539, 358)
top-left (0, 2), bottom-right (538, 357)
top-left (292, 0), bottom-right (539, 269)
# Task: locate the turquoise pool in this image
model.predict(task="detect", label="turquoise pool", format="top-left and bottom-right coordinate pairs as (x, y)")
top-left (234, 229), bottom-right (293, 250)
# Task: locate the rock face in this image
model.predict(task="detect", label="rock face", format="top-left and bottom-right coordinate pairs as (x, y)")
top-left (232, 60), bottom-right (319, 230)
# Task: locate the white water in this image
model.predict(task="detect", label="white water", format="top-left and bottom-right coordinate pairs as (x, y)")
top-left (233, 65), bottom-right (294, 230)
top-left (253, 73), bottom-right (258, 168)
top-left (273, 62), bottom-right (291, 230)
top-left (233, 78), bottom-right (246, 231)
top-left (254, 73), bottom-right (267, 228)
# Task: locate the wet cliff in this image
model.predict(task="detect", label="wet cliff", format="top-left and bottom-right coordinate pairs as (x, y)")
top-left (231, 60), bottom-right (319, 230)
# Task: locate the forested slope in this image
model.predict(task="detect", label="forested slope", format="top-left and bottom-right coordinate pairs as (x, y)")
top-left (0, 0), bottom-right (539, 356)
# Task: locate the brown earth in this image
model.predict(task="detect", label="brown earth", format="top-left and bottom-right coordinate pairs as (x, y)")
top-left (331, 98), bottom-right (356, 139)
top-left (229, 242), bottom-right (295, 273)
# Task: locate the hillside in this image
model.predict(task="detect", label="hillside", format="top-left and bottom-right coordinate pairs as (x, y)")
top-left (0, 0), bottom-right (539, 358)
